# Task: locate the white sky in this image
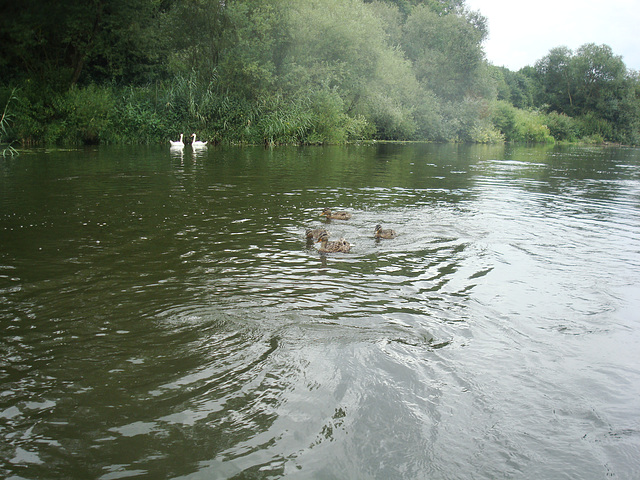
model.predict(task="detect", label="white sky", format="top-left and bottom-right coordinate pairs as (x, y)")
top-left (464, 0), bottom-right (640, 72)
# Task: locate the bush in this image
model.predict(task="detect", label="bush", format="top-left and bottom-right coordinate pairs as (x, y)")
top-left (490, 103), bottom-right (554, 143)
top-left (575, 113), bottom-right (615, 143)
top-left (57, 84), bottom-right (115, 144)
top-left (512, 109), bottom-right (554, 143)
top-left (491, 101), bottom-right (517, 140)
top-left (307, 90), bottom-right (358, 144)
top-left (470, 123), bottom-right (505, 143)
top-left (435, 98), bottom-right (487, 142)
top-left (544, 111), bottom-right (579, 141)
top-left (109, 87), bottom-right (166, 144)
top-left (11, 83), bottom-right (56, 145)
top-left (368, 96), bottom-right (417, 141)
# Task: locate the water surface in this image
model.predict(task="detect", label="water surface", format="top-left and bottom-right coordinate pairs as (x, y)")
top-left (1, 143), bottom-right (639, 479)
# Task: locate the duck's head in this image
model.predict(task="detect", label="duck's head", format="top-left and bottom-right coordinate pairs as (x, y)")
top-left (316, 232), bottom-right (330, 243)
top-left (306, 228), bottom-right (321, 239)
top-left (320, 208), bottom-right (331, 217)
top-left (375, 224), bottom-right (382, 232)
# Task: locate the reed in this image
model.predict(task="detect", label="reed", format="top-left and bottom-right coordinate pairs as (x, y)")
top-left (1, 88), bottom-right (19, 156)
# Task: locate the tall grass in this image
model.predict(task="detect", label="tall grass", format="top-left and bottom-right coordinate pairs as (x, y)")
top-left (1, 88), bottom-right (19, 156)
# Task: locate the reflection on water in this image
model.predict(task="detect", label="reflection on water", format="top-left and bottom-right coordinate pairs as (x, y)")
top-left (1, 144), bottom-right (640, 479)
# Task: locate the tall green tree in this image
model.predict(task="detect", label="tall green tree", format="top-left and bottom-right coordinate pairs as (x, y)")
top-left (570, 44), bottom-right (627, 117)
top-left (213, 1), bottom-right (288, 99)
top-left (533, 46), bottom-right (574, 114)
top-left (402, 4), bottom-right (487, 100)
top-left (533, 43), bottom-right (639, 143)
top-left (283, 0), bottom-right (434, 139)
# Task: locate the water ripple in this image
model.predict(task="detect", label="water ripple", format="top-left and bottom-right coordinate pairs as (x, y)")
top-left (2, 145), bottom-right (640, 479)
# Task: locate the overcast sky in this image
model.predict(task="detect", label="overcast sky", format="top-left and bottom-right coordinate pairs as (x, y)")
top-left (464, 0), bottom-right (640, 72)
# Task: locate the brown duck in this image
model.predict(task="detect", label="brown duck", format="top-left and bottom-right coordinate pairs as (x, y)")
top-left (316, 232), bottom-right (351, 253)
top-left (306, 228), bottom-right (329, 240)
top-left (374, 224), bottom-right (397, 239)
top-left (320, 208), bottom-right (352, 220)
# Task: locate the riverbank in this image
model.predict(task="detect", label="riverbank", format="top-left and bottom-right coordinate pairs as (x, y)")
top-left (3, 81), bottom-right (636, 149)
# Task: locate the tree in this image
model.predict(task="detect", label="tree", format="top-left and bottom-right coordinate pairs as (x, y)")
top-left (402, 4), bottom-right (487, 100)
top-left (534, 46), bottom-right (575, 114)
top-left (570, 44), bottom-right (627, 116)
top-left (497, 67), bottom-right (536, 109)
top-left (162, 0), bottom-right (227, 77)
top-left (0, 0), bottom-right (169, 90)
top-left (533, 43), bottom-right (639, 143)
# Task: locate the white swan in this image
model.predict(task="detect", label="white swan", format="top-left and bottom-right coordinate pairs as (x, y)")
top-left (170, 133), bottom-right (184, 148)
top-left (191, 133), bottom-right (208, 148)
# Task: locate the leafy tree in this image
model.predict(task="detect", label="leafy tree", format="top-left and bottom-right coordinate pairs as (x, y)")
top-left (367, 1), bottom-right (406, 46)
top-left (534, 43), bottom-right (639, 143)
top-left (402, 4), bottom-right (487, 100)
top-left (162, 0), bottom-right (227, 78)
top-left (283, 0), bottom-right (387, 103)
top-left (497, 67), bottom-right (536, 109)
top-left (215, 1), bottom-right (288, 100)
top-left (280, 0), bottom-right (427, 139)
top-left (364, 0), bottom-right (412, 17)
top-left (570, 44), bottom-right (627, 117)
top-left (534, 46), bottom-right (575, 114)
top-left (7, 0), bottom-right (635, 146)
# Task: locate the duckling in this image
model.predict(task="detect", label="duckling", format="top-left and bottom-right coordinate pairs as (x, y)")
top-left (306, 228), bottom-right (329, 240)
top-left (316, 232), bottom-right (351, 253)
top-left (374, 224), bottom-right (397, 239)
top-left (320, 208), bottom-right (352, 220)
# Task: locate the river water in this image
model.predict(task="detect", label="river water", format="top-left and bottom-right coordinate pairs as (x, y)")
top-left (1, 143), bottom-right (639, 479)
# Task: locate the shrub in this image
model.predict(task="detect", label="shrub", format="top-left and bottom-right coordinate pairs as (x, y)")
top-left (109, 86), bottom-right (166, 144)
top-left (254, 93), bottom-right (313, 145)
top-left (544, 111), bottom-right (579, 141)
top-left (470, 123), bottom-right (505, 143)
top-left (575, 113), bottom-right (614, 143)
top-left (490, 101), bottom-right (517, 140)
top-left (306, 90), bottom-right (350, 144)
top-left (59, 84), bottom-right (115, 144)
top-left (490, 101), bottom-right (554, 143)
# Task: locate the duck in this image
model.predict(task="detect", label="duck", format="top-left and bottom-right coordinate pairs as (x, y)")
top-left (374, 224), bottom-right (397, 239)
top-left (316, 231), bottom-right (351, 253)
top-left (191, 133), bottom-right (208, 148)
top-left (320, 208), bottom-right (352, 220)
top-left (306, 228), bottom-right (329, 240)
top-left (170, 134), bottom-right (184, 148)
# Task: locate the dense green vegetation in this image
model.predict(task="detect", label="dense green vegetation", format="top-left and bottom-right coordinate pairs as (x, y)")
top-left (1, 0), bottom-right (638, 146)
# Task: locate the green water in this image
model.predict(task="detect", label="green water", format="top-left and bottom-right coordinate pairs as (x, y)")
top-left (1, 143), bottom-right (640, 479)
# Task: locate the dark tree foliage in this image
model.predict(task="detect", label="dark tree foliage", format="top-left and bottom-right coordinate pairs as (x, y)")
top-left (0, 0), bottom-right (170, 89)
top-left (501, 67), bottom-right (536, 109)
